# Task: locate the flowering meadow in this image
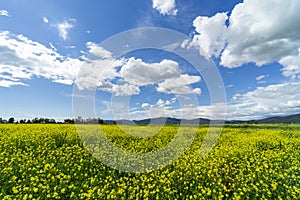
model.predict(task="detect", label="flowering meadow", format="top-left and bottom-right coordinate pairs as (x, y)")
top-left (0, 124), bottom-right (299, 199)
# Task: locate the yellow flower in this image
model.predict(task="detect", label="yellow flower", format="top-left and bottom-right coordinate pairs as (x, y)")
top-left (12, 186), bottom-right (18, 194)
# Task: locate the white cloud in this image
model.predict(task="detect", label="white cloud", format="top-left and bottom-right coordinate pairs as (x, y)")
top-left (56, 19), bottom-right (76, 40)
top-left (114, 101), bottom-right (224, 120)
top-left (227, 82), bottom-right (300, 120)
top-left (0, 31), bottom-right (203, 97)
top-left (0, 10), bottom-right (9, 17)
top-left (86, 42), bottom-right (113, 59)
top-left (53, 79), bottom-right (73, 85)
top-left (279, 49), bottom-right (300, 79)
top-left (188, 13), bottom-right (228, 59)
top-left (141, 103), bottom-right (151, 109)
top-left (98, 82), bottom-right (140, 96)
top-left (256, 75), bottom-right (268, 84)
top-left (0, 31), bottom-right (82, 87)
top-left (188, 0), bottom-right (300, 69)
top-left (152, 0), bottom-right (177, 16)
top-left (74, 42), bottom-right (125, 91)
top-left (66, 45), bottom-right (76, 49)
top-left (157, 74), bottom-right (201, 94)
top-left (74, 58), bottom-right (123, 91)
top-left (120, 57), bottom-right (181, 86)
top-left (110, 83), bottom-right (140, 96)
top-left (156, 99), bottom-right (172, 108)
top-left (0, 80), bottom-right (28, 87)
top-left (74, 44), bottom-right (142, 97)
top-left (226, 84), bottom-right (234, 88)
top-left (43, 17), bottom-right (49, 23)
top-left (74, 48), bottom-right (187, 96)
top-left (141, 98), bottom-right (175, 110)
top-left (125, 82), bottom-right (300, 120)
top-left (281, 65), bottom-right (300, 79)
top-left (256, 75), bottom-right (266, 81)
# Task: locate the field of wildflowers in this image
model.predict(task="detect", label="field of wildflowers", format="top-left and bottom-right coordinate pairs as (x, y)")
top-left (0, 124), bottom-right (299, 199)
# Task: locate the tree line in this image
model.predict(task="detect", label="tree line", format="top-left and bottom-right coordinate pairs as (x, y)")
top-left (0, 117), bottom-right (108, 124)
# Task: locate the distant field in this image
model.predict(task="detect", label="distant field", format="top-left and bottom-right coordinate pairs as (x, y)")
top-left (0, 124), bottom-right (299, 199)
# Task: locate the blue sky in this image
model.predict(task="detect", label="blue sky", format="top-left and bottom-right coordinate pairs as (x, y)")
top-left (1, 0), bottom-right (300, 121)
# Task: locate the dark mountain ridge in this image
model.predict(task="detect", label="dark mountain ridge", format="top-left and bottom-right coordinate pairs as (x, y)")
top-left (107, 114), bottom-right (300, 125)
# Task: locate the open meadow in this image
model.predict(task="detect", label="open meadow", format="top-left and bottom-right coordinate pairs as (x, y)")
top-left (0, 124), bottom-right (299, 199)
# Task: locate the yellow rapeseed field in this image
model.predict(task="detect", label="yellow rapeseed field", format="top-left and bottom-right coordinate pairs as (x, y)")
top-left (0, 124), bottom-right (299, 199)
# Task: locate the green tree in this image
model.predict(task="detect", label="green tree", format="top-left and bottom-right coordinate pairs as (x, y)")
top-left (8, 117), bottom-right (15, 123)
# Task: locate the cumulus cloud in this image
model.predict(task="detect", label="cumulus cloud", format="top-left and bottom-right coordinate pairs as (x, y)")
top-left (157, 74), bottom-right (201, 94)
top-left (152, 0), bottom-right (177, 15)
top-left (86, 42), bottom-right (113, 59)
top-left (0, 31), bottom-right (82, 87)
top-left (125, 82), bottom-right (300, 120)
top-left (156, 99), bottom-right (171, 108)
top-left (91, 57), bottom-right (199, 96)
top-left (0, 31), bottom-right (203, 97)
top-left (56, 19), bottom-right (76, 40)
top-left (279, 49), bottom-right (300, 79)
top-left (120, 57), bottom-right (181, 86)
top-left (188, 13), bottom-right (228, 59)
top-left (228, 82), bottom-right (300, 120)
top-left (97, 82), bottom-right (135, 96)
top-left (74, 43), bottom-right (142, 96)
top-left (74, 48), bottom-right (124, 91)
top-left (141, 103), bottom-right (152, 109)
top-left (188, 0), bottom-right (300, 70)
top-left (101, 82), bottom-right (140, 96)
top-left (142, 98), bottom-right (175, 110)
top-left (0, 10), bottom-right (9, 17)
top-left (135, 98), bottom-right (178, 118)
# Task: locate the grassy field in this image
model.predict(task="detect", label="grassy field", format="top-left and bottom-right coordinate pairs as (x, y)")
top-left (0, 124), bottom-right (299, 199)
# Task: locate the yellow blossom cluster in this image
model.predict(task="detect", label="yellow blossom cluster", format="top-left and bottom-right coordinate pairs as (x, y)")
top-left (0, 124), bottom-right (299, 199)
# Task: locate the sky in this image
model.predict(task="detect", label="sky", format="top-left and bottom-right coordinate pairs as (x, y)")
top-left (1, 0), bottom-right (300, 121)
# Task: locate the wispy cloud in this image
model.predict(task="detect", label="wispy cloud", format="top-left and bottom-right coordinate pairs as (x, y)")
top-left (256, 74), bottom-right (268, 84)
top-left (256, 75), bottom-right (266, 81)
top-left (0, 80), bottom-right (28, 87)
top-left (0, 31), bottom-right (82, 87)
top-left (56, 19), bottom-right (76, 40)
top-left (0, 10), bottom-right (9, 17)
top-left (226, 84), bottom-right (234, 88)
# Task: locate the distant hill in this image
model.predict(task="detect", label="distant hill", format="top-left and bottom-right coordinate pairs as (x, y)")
top-left (107, 113), bottom-right (300, 125)
top-left (256, 114), bottom-right (300, 124)
top-left (135, 117), bottom-right (180, 125)
top-left (113, 117), bottom-right (212, 125)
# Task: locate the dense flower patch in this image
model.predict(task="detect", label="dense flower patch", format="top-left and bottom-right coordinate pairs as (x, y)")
top-left (0, 124), bottom-right (299, 199)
